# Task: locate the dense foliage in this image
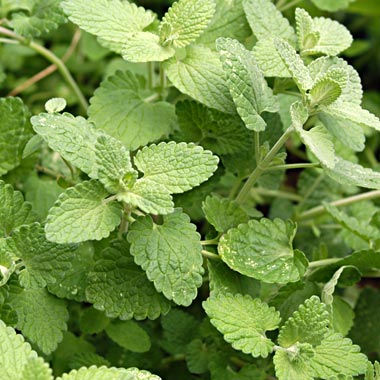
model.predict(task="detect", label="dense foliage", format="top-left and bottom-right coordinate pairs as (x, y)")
top-left (1, 0), bottom-right (380, 379)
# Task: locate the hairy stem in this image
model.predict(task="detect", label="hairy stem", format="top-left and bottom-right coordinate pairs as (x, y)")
top-left (278, 0), bottom-right (303, 12)
top-left (254, 187), bottom-right (302, 202)
top-left (255, 131), bottom-right (261, 165)
top-left (267, 162), bottom-right (320, 171)
top-left (202, 250), bottom-right (221, 260)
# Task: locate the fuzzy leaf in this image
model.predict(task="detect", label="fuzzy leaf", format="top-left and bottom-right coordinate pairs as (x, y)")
top-left (159, 0), bottom-right (216, 48)
top-left (310, 0), bottom-right (354, 11)
top-left (45, 97), bottom-right (67, 113)
top-left (61, 0), bottom-right (156, 53)
top-left (45, 180), bottom-right (122, 244)
top-left (128, 210), bottom-right (203, 306)
top-left (134, 141), bottom-right (219, 194)
top-left (21, 356), bottom-right (53, 380)
top-left (216, 37), bottom-right (278, 131)
top-left (122, 32), bottom-right (175, 62)
top-left (10, 287), bottom-right (68, 354)
top-left (0, 97), bottom-right (33, 176)
top-left (86, 241), bottom-right (171, 320)
top-left (88, 70), bottom-right (176, 151)
top-left (218, 218), bottom-right (307, 283)
top-left (164, 45), bottom-right (235, 113)
top-left (95, 134), bottom-right (137, 194)
top-left (31, 112), bottom-right (100, 178)
top-left (203, 293), bottom-right (281, 357)
top-left (309, 78), bottom-right (342, 108)
top-left (56, 366), bottom-right (161, 380)
top-left (0, 180), bottom-right (35, 238)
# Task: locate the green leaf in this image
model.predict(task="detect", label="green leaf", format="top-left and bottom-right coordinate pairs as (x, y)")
top-left (122, 32), bottom-right (175, 62)
top-left (243, 0), bottom-right (296, 44)
top-left (105, 320), bottom-right (151, 353)
top-left (186, 338), bottom-right (211, 374)
top-left (134, 141), bottom-right (219, 194)
top-left (275, 39), bottom-right (313, 93)
top-left (278, 296), bottom-right (330, 348)
top-left (216, 37), bottom-right (278, 131)
top-left (61, 0), bottom-right (156, 53)
top-left (88, 70), bottom-right (176, 151)
top-left (0, 180), bottom-right (35, 238)
top-left (290, 102), bottom-right (335, 169)
top-left (309, 77), bottom-right (342, 109)
top-left (86, 240), bottom-right (171, 320)
top-left (21, 356), bottom-right (53, 380)
top-left (56, 366), bottom-right (161, 380)
top-left (164, 45), bottom-right (235, 113)
top-left (128, 210), bottom-right (203, 306)
top-left (45, 180), bottom-right (122, 244)
top-left (331, 296), bottom-right (354, 336)
top-left (79, 307), bottom-right (110, 335)
top-left (310, 0), bottom-right (354, 11)
top-left (218, 218), bottom-right (307, 283)
top-left (0, 97), bottom-right (33, 176)
top-left (203, 293), bottom-right (281, 357)
top-left (159, 0), bottom-right (216, 48)
top-left (322, 267), bottom-right (355, 306)
top-left (365, 361), bottom-right (380, 380)
top-left (202, 194), bottom-right (249, 233)
top-left (45, 97), bottom-right (67, 113)
top-left (31, 112), bottom-right (100, 178)
top-left (11, 0), bottom-right (66, 38)
top-left (4, 223), bottom-right (76, 289)
top-left (95, 134), bottom-right (137, 194)
top-left (10, 287), bottom-right (68, 354)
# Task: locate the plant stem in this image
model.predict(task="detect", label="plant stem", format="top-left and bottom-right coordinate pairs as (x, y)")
top-left (296, 172), bottom-right (324, 212)
top-left (255, 131), bottom-right (261, 165)
top-left (201, 238), bottom-right (219, 246)
top-left (307, 257), bottom-right (341, 270)
top-left (0, 26), bottom-right (88, 112)
top-left (0, 37), bottom-right (18, 44)
top-left (159, 63), bottom-right (167, 100)
top-left (202, 250), bottom-right (221, 260)
top-left (235, 127), bottom-right (294, 205)
top-left (278, 0), bottom-right (303, 11)
top-left (297, 190), bottom-right (380, 221)
top-left (254, 187), bottom-right (302, 202)
top-left (267, 162), bottom-right (320, 171)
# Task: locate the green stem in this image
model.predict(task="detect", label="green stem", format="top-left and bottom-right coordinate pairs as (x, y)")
top-left (61, 156), bottom-right (75, 179)
top-left (255, 131), bottom-right (261, 165)
top-left (297, 190), bottom-right (380, 221)
top-left (278, 0), bottom-right (303, 11)
top-left (254, 187), bottom-right (302, 202)
top-left (159, 63), bottom-right (167, 100)
top-left (235, 127), bottom-right (294, 205)
top-left (0, 26), bottom-right (88, 112)
top-left (296, 172), bottom-right (324, 212)
top-left (0, 37), bottom-right (18, 44)
top-left (267, 162), bottom-right (321, 171)
top-left (201, 239), bottom-right (219, 246)
top-left (229, 177), bottom-right (243, 199)
top-left (202, 250), bottom-right (221, 260)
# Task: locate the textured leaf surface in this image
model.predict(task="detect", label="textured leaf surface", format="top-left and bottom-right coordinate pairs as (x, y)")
top-left (218, 218), bottom-right (307, 283)
top-left (86, 241), bottom-right (171, 320)
top-left (164, 45), bottom-right (235, 113)
top-left (159, 0), bottom-right (215, 48)
top-left (10, 287), bottom-right (68, 354)
top-left (11, 0), bottom-right (66, 38)
top-left (61, 0), bottom-right (156, 53)
top-left (0, 97), bottom-right (33, 176)
top-left (95, 134), bottom-right (137, 194)
top-left (0, 180), bottom-right (35, 238)
top-left (309, 77), bottom-right (342, 108)
top-left (202, 195), bottom-right (249, 233)
top-left (4, 223), bottom-right (76, 289)
top-left (310, 0), bottom-right (354, 11)
top-left (203, 293), bottom-right (281, 357)
top-left (122, 32), bottom-right (175, 62)
top-left (45, 180), bottom-right (122, 244)
top-left (57, 366), bottom-right (161, 380)
top-left (134, 142), bottom-right (218, 194)
top-left (21, 357), bottom-right (53, 380)
top-left (88, 70), bottom-right (176, 151)
top-left (31, 112), bottom-right (100, 178)
top-left (216, 37), bottom-right (278, 131)
top-left (274, 347), bottom-right (314, 380)
top-left (128, 210), bottom-right (203, 306)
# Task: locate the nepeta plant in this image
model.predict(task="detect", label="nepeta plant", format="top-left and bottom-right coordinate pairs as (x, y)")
top-left (1, 0), bottom-right (380, 379)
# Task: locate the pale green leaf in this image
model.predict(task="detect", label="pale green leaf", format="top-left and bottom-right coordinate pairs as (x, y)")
top-left (0, 180), bottom-right (35, 238)
top-left (243, 0), bottom-right (296, 44)
top-left (4, 223), bottom-right (76, 289)
top-left (45, 97), bottom-right (66, 113)
top-left (105, 320), bottom-right (151, 353)
top-left (310, 0), bottom-right (354, 11)
top-left (10, 287), bottom-right (68, 354)
top-left (88, 70), bottom-right (176, 151)
top-left (117, 179), bottom-right (174, 215)
top-left (45, 180), bottom-right (122, 244)
top-left (134, 141), bottom-right (218, 194)
top-left (218, 218), bottom-right (307, 283)
top-left (275, 39), bottom-right (313, 93)
top-left (159, 0), bottom-right (216, 48)
top-left (216, 37), bottom-right (278, 131)
top-left (31, 112), bottom-right (100, 178)
top-left (86, 240), bottom-right (171, 320)
top-left (202, 194), bottom-right (249, 233)
top-left (56, 366), bottom-right (161, 380)
top-left (196, 0), bottom-right (251, 49)
top-left (331, 296), bottom-right (354, 336)
top-left (122, 32), bottom-right (175, 62)
top-left (164, 45), bottom-right (235, 113)
top-left (295, 8), bottom-right (314, 54)
top-left (95, 134), bottom-right (137, 194)
top-left (310, 332), bottom-right (368, 378)
top-left (0, 97), bottom-right (33, 176)
top-left (278, 296), bottom-right (329, 348)
top-left (128, 210), bottom-right (203, 306)
top-left (203, 293), bottom-right (281, 357)
top-left (309, 78), bottom-right (342, 108)
top-left (61, 0), bottom-right (156, 53)
top-left (365, 361), bottom-right (380, 380)
top-left (67, 353), bottom-right (110, 371)
top-left (21, 357), bottom-right (53, 380)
